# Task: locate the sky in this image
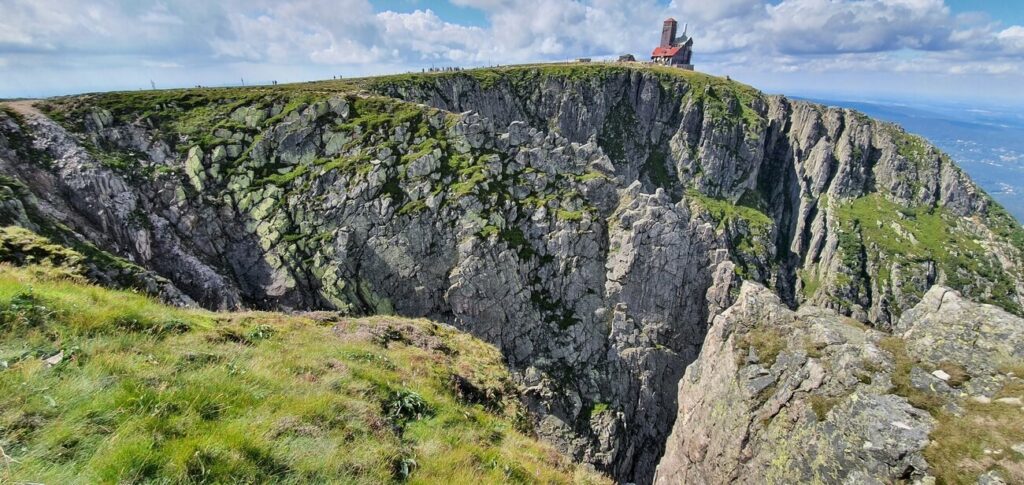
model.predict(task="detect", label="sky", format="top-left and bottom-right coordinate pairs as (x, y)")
top-left (1, 0), bottom-right (1023, 106)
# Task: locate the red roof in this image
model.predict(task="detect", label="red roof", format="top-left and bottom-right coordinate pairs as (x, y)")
top-left (651, 46), bottom-right (683, 57)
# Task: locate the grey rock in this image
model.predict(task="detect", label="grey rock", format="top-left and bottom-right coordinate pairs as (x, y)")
top-left (897, 286), bottom-right (1024, 377)
top-left (655, 283), bottom-right (936, 484)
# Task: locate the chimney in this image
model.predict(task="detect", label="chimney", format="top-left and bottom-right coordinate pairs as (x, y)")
top-left (661, 18), bottom-right (678, 47)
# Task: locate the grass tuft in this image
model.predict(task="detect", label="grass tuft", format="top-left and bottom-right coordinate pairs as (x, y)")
top-left (0, 264), bottom-right (608, 484)
top-left (736, 326), bottom-right (786, 368)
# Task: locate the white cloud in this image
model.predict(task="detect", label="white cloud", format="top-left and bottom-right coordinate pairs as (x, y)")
top-left (0, 0), bottom-right (1023, 99)
top-left (761, 0), bottom-right (953, 54)
top-left (997, 26), bottom-right (1024, 54)
top-left (376, 10), bottom-right (488, 62)
top-left (141, 60), bottom-right (183, 68)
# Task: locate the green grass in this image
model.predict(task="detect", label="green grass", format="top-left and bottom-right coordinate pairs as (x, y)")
top-left (0, 226), bottom-right (85, 277)
top-left (0, 188), bottom-right (168, 296)
top-left (688, 190), bottom-right (772, 234)
top-left (834, 194), bottom-right (1020, 315)
top-left (877, 337), bottom-right (944, 413)
top-left (587, 402), bottom-right (610, 419)
top-left (798, 269), bottom-right (821, 300)
top-left (735, 326), bottom-right (786, 368)
top-left (0, 264), bottom-right (608, 484)
top-left (874, 336), bottom-right (1024, 483)
top-left (926, 398), bottom-right (1024, 485)
top-left (921, 361), bottom-right (1024, 484)
top-left (688, 190), bottom-right (774, 277)
top-left (556, 210), bottom-right (584, 222)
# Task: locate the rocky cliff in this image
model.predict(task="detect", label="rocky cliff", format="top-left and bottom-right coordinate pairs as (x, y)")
top-left (1, 63), bottom-right (1022, 483)
top-left (371, 66), bottom-right (1023, 325)
top-left (655, 283), bottom-right (1024, 484)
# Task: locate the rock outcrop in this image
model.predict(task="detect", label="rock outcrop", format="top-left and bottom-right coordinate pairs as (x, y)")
top-left (1, 64), bottom-right (1022, 483)
top-left (655, 283), bottom-right (1024, 484)
top-left (374, 67), bottom-right (1023, 326)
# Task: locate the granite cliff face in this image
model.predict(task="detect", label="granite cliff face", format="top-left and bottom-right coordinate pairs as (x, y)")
top-left (655, 283), bottom-right (1024, 484)
top-left (1, 64), bottom-right (1022, 483)
top-left (372, 68), bottom-right (1022, 325)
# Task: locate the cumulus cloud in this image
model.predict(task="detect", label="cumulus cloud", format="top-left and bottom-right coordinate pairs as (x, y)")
top-left (0, 0), bottom-right (1022, 97)
top-left (761, 0), bottom-right (953, 54)
top-left (376, 10), bottom-right (488, 62)
top-left (997, 26), bottom-right (1024, 54)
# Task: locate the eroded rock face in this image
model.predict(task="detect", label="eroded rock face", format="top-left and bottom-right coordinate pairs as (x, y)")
top-left (655, 283), bottom-right (1024, 484)
top-left (376, 69), bottom-right (1023, 326)
top-left (1, 65), bottom-right (1022, 483)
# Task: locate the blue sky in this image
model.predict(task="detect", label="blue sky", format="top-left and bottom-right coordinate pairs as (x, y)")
top-left (947, 0), bottom-right (1024, 25)
top-left (1, 0), bottom-right (1023, 106)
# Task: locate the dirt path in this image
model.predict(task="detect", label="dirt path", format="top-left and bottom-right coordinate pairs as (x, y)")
top-left (1, 99), bottom-right (44, 118)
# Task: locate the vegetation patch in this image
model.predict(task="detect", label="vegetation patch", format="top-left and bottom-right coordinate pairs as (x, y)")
top-left (835, 194), bottom-right (1020, 315)
top-left (798, 269), bottom-right (821, 300)
top-left (808, 394), bottom-right (841, 422)
top-left (588, 402), bottom-right (611, 419)
top-left (689, 190), bottom-right (774, 278)
top-left (643, 150), bottom-right (675, 192)
top-left (925, 389), bottom-right (1024, 484)
top-left (736, 326), bottom-right (786, 368)
top-left (876, 336), bottom-right (1024, 483)
top-left (688, 190), bottom-right (772, 235)
top-left (0, 264), bottom-right (608, 484)
top-left (1, 201), bottom-right (170, 296)
top-left (0, 226), bottom-right (85, 277)
top-left (384, 389), bottom-right (432, 426)
top-left (597, 98), bottom-right (637, 167)
top-left (936, 362), bottom-right (970, 388)
top-left (877, 336), bottom-right (944, 413)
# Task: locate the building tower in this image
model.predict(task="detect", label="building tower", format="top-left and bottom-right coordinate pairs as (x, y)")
top-left (660, 18), bottom-right (678, 48)
top-left (651, 18), bottom-right (694, 70)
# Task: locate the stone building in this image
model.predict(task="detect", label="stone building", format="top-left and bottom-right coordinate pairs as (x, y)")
top-left (651, 18), bottom-right (693, 70)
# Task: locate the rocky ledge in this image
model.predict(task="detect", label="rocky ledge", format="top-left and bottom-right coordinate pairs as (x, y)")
top-left (656, 283), bottom-right (1024, 484)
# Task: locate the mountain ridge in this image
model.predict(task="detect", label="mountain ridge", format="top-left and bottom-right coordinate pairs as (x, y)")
top-left (1, 63), bottom-right (1023, 483)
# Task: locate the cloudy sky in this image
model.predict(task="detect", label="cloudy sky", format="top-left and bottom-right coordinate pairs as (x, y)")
top-left (1, 0), bottom-right (1023, 104)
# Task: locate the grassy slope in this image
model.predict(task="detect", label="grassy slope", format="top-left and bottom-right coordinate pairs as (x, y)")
top-left (832, 194), bottom-right (1022, 314)
top-left (0, 263), bottom-right (606, 484)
